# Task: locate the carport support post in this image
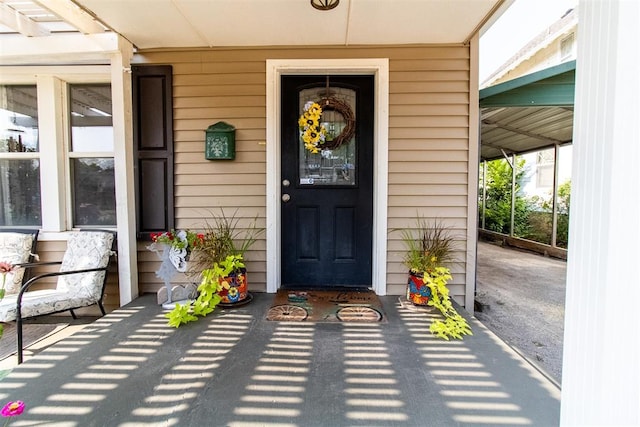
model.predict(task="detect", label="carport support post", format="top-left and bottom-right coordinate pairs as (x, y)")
top-left (510, 153), bottom-right (516, 237)
top-left (499, 149), bottom-right (516, 237)
top-left (550, 144), bottom-right (560, 247)
top-left (481, 160), bottom-right (487, 229)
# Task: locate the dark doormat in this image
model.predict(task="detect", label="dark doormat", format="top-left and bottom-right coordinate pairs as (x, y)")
top-left (266, 289), bottom-right (386, 323)
top-left (0, 321), bottom-right (68, 360)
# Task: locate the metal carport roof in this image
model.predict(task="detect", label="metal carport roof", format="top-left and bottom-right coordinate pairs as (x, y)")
top-left (479, 60), bottom-right (575, 161)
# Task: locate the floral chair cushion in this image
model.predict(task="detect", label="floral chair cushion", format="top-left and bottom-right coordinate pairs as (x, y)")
top-left (0, 289), bottom-right (89, 321)
top-left (0, 231), bottom-right (114, 323)
top-left (57, 231), bottom-right (115, 300)
top-left (0, 232), bottom-right (35, 295)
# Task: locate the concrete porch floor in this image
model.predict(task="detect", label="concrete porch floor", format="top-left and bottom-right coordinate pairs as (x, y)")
top-left (0, 293), bottom-right (560, 426)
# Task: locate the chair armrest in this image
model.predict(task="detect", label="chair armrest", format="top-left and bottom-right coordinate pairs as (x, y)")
top-left (13, 261), bottom-right (62, 269)
top-left (16, 266), bottom-right (109, 309)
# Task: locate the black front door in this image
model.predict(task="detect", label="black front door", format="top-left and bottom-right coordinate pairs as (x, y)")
top-left (281, 75), bottom-right (374, 288)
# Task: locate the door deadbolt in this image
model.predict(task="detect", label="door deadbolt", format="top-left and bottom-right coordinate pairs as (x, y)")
top-left (282, 179), bottom-right (290, 187)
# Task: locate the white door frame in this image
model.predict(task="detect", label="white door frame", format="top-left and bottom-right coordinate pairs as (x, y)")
top-left (265, 58), bottom-right (389, 295)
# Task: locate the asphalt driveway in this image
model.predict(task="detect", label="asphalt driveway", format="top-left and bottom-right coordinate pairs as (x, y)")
top-left (474, 241), bottom-right (567, 385)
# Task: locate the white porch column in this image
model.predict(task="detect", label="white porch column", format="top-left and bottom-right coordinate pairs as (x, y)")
top-left (467, 32), bottom-right (480, 311)
top-left (561, 0), bottom-right (640, 425)
top-left (110, 36), bottom-right (138, 306)
top-left (36, 75), bottom-right (66, 232)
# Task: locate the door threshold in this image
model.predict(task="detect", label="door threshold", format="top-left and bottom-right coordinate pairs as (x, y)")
top-left (281, 285), bottom-right (373, 292)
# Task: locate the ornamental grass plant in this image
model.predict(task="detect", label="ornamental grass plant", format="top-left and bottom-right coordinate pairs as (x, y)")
top-left (396, 216), bottom-right (472, 340)
top-left (399, 217), bottom-right (457, 274)
top-left (166, 210), bottom-right (263, 327)
top-left (187, 209), bottom-right (262, 276)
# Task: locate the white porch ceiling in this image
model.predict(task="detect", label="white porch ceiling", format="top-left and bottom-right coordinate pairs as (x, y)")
top-left (0, 0), bottom-right (506, 52)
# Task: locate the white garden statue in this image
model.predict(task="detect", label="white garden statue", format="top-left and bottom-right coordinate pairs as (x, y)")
top-left (147, 230), bottom-right (200, 308)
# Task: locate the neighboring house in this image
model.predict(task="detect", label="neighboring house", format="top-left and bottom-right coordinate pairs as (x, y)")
top-left (478, 7), bottom-right (577, 253)
top-left (0, 0), bottom-right (509, 312)
top-left (482, 6), bottom-right (577, 88)
top-left (484, 7), bottom-right (577, 200)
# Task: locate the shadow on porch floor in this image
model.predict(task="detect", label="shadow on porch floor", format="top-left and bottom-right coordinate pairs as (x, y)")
top-left (0, 293), bottom-right (560, 426)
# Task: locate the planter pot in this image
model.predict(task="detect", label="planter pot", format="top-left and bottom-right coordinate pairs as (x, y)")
top-left (407, 270), bottom-right (432, 306)
top-left (218, 268), bottom-right (249, 304)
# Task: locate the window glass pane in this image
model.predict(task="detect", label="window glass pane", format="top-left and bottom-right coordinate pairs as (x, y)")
top-left (72, 158), bottom-right (116, 226)
top-left (556, 145), bottom-right (572, 249)
top-left (0, 159), bottom-right (41, 226)
top-left (70, 84), bottom-right (113, 152)
top-left (535, 148), bottom-right (555, 188)
top-left (298, 87), bottom-right (357, 187)
top-left (0, 85), bottom-right (39, 153)
top-left (0, 85), bottom-right (41, 226)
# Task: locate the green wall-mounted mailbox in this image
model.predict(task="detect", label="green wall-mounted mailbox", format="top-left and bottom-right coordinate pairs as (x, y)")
top-left (205, 121), bottom-right (236, 160)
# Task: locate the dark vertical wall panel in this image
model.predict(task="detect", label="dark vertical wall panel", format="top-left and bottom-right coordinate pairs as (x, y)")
top-left (139, 159), bottom-right (168, 230)
top-left (132, 65), bottom-right (174, 238)
top-left (138, 77), bottom-right (166, 150)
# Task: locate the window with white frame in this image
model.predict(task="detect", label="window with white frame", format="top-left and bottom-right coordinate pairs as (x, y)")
top-left (560, 33), bottom-right (575, 62)
top-left (69, 84), bottom-right (116, 227)
top-left (536, 148), bottom-right (555, 188)
top-left (0, 73), bottom-right (115, 231)
top-left (0, 85), bottom-right (42, 226)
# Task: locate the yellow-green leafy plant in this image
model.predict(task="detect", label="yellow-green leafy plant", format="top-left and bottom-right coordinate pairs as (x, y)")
top-left (165, 210), bottom-right (263, 327)
top-left (166, 255), bottom-right (243, 328)
top-left (423, 266), bottom-right (472, 340)
top-left (396, 216), bottom-right (472, 340)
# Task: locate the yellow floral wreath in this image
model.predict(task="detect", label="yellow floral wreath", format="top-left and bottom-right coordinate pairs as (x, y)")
top-left (298, 101), bottom-right (327, 154)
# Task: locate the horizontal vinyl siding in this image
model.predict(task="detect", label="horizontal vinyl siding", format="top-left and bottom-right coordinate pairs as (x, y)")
top-left (135, 45), bottom-right (471, 303)
top-left (387, 46), bottom-right (470, 301)
top-left (137, 43), bottom-right (268, 296)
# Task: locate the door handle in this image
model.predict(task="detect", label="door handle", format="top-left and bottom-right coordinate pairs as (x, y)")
top-left (282, 194), bottom-right (291, 202)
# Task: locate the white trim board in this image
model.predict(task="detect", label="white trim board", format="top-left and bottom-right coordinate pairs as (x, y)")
top-left (265, 58), bottom-right (390, 295)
